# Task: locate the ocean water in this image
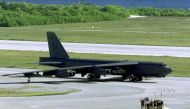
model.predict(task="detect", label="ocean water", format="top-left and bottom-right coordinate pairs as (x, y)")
top-left (2, 0), bottom-right (190, 9)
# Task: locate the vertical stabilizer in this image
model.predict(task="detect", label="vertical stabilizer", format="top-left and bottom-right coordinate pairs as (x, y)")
top-left (47, 32), bottom-right (69, 58)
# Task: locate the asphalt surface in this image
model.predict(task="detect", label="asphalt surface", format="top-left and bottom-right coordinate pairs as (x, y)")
top-left (0, 40), bottom-right (190, 57)
top-left (0, 68), bottom-right (190, 109)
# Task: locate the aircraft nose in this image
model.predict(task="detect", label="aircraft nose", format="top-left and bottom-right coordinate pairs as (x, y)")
top-left (165, 67), bottom-right (172, 74)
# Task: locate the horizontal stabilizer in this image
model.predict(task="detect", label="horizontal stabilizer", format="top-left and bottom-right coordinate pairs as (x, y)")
top-left (39, 62), bottom-right (63, 65)
top-left (29, 62), bottom-right (63, 65)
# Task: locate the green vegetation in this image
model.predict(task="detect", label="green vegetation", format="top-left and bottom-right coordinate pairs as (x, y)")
top-left (0, 50), bottom-right (189, 77)
top-left (128, 7), bottom-right (190, 17)
top-left (0, 50), bottom-right (50, 69)
top-left (0, 2), bottom-right (190, 27)
top-left (0, 2), bottom-right (128, 27)
top-left (0, 85), bottom-right (79, 97)
top-left (0, 17), bottom-right (190, 46)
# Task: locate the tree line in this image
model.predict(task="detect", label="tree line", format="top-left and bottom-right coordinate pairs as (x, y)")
top-left (0, 2), bottom-right (190, 27)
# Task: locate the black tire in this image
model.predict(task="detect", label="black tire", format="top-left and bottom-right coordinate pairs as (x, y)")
top-left (95, 75), bottom-right (101, 79)
top-left (137, 76), bottom-right (143, 81)
top-left (27, 78), bottom-right (30, 83)
top-left (128, 75), bottom-right (135, 82)
top-left (122, 74), bottom-right (127, 81)
top-left (87, 74), bottom-right (95, 80)
top-left (133, 76), bottom-right (143, 82)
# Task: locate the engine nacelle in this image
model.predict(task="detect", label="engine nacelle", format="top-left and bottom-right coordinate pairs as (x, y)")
top-left (55, 70), bottom-right (75, 78)
top-left (111, 69), bottom-right (126, 74)
top-left (24, 72), bottom-right (41, 77)
top-left (94, 69), bottom-right (111, 76)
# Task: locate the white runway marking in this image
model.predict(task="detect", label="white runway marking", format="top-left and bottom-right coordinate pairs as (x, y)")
top-left (0, 40), bottom-right (190, 57)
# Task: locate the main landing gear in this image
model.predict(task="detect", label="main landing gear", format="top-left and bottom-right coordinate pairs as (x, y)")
top-left (27, 76), bottom-right (30, 83)
top-left (27, 76), bottom-right (31, 83)
top-left (24, 73), bottom-right (32, 83)
top-left (122, 74), bottom-right (142, 82)
top-left (87, 73), bottom-right (100, 81)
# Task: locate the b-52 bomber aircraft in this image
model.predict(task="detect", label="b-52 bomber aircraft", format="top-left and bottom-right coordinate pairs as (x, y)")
top-left (3, 32), bottom-right (172, 82)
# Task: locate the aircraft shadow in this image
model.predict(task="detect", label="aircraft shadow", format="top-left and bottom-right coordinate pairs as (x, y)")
top-left (0, 76), bottom-right (156, 84)
top-left (0, 80), bottom-right (91, 84)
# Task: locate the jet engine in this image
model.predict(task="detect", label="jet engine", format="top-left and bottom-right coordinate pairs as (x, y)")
top-left (24, 72), bottom-right (41, 77)
top-left (86, 68), bottom-right (111, 80)
top-left (55, 70), bottom-right (75, 78)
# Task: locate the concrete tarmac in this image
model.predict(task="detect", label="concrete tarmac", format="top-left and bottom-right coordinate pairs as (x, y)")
top-left (0, 68), bottom-right (190, 109)
top-left (0, 40), bottom-right (190, 57)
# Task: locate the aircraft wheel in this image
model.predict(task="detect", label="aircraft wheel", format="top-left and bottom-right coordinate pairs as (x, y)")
top-left (72, 72), bottom-right (75, 77)
top-left (87, 73), bottom-right (95, 80)
top-left (128, 75), bottom-right (135, 82)
top-left (122, 74), bottom-right (127, 81)
top-left (137, 76), bottom-right (143, 81)
top-left (27, 77), bottom-right (31, 83)
top-left (95, 75), bottom-right (101, 79)
top-left (133, 76), bottom-right (143, 82)
top-left (69, 72), bottom-right (75, 77)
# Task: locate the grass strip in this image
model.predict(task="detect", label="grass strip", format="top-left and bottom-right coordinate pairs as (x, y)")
top-left (1, 17), bottom-right (190, 46)
top-left (0, 87), bottom-right (79, 97)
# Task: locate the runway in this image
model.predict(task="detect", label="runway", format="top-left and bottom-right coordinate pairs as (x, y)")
top-left (0, 40), bottom-right (190, 57)
top-left (0, 68), bottom-right (190, 109)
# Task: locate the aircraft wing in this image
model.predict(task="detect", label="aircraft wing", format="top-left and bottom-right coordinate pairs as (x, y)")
top-left (2, 69), bottom-right (55, 76)
top-left (64, 61), bottom-right (138, 70)
top-left (94, 61), bottom-right (137, 68)
top-left (2, 61), bottom-right (138, 77)
top-left (69, 61), bottom-right (138, 76)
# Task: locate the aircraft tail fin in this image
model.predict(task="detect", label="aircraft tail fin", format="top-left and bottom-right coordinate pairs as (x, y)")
top-left (47, 32), bottom-right (69, 58)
